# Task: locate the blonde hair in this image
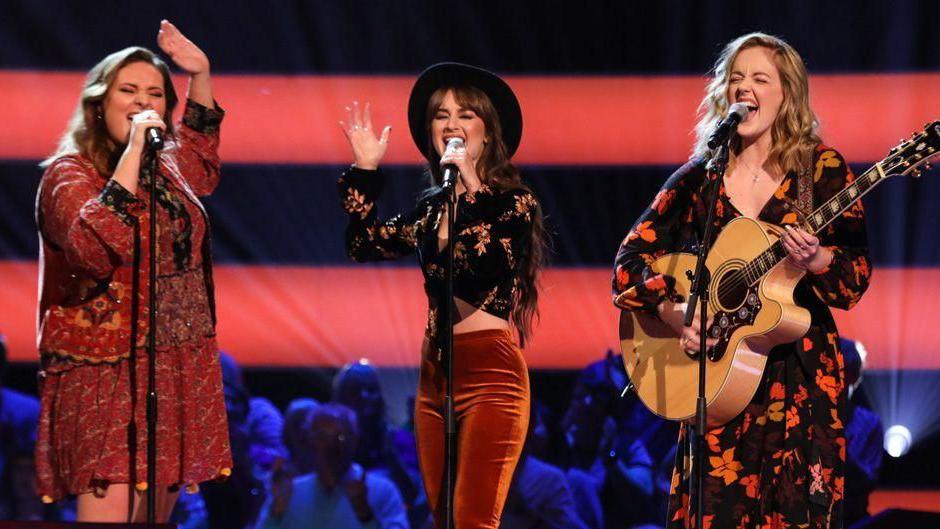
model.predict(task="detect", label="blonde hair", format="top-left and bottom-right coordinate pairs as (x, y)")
top-left (41, 47), bottom-right (178, 174)
top-left (692, 32), bottom-right (820, 175)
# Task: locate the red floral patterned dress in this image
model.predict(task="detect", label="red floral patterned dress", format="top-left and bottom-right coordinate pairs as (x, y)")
top-left (34, 100), bottom-right (232, 501)
top-left (613, 146), bottom-right (871, 529)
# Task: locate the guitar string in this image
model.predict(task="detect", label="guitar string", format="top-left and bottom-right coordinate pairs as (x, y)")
top-left (706, 143), bottom-right (931, 327)
top-left (713, 166), bottom-right (884, 300)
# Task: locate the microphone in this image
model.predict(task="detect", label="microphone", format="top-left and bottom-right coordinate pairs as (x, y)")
top-left (441, 137), bottom-right (464, 191)
top-left (707, 102), bottom-right (750, 150)
top-left (145, 127), bottom-right (165, 151)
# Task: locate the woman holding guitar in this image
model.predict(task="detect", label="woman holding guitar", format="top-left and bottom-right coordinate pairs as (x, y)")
top-left (613, 33), bottom-right (870, 528)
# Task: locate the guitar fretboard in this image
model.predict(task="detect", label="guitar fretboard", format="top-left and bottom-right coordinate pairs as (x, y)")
top-left (740, 165), bottom-right (884, 285)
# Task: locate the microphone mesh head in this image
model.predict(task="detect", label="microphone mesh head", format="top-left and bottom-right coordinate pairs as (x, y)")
top-left (728, 102), bottom-right (750, 120)
top-left (446, 137), bottom-right (465, 150)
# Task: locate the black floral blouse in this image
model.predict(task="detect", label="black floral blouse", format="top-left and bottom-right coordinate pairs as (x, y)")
top-left (339, 167), bottom-right (537, 349)
top-left (612, 146), bottom-right (871, 529)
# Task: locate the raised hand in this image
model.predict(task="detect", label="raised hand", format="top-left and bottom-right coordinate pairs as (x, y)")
top-left (343, 467), bottom-right (374, 523)
top-left (156, 19), bottom-right (209, 76)
top-left (339, 101), bottom-right (391, 170)
top-left (269, 458), bottom-right (294, 519)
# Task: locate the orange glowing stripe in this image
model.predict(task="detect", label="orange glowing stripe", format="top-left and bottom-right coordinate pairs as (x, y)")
top-left (1, 260), bottom-right (938, 369)
top-left (0, 71), bottom-right (938, 165)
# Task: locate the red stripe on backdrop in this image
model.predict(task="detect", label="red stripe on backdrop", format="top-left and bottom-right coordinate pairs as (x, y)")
top-left (0, 260), bottom-right (937, 370)
top-left (1, 71), bottom-right (938, 165)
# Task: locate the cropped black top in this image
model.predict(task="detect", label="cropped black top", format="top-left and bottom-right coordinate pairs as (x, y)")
top-left (339, 167), bottom-right (537, 347)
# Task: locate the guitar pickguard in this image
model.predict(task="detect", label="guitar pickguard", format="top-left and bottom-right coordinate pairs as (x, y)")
top-left (701, 287), bottom-right (763, 361)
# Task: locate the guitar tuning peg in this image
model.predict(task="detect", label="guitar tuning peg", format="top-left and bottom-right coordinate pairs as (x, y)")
top-left (913, 169), bottom-right (923, 178)
top-left (926, 162), bottom-right (933, 171)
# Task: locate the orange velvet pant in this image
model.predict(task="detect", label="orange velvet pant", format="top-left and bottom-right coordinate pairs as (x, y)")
top-left (415, 329), bottom-right (530, 529)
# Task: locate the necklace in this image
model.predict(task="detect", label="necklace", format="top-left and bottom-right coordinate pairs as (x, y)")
top-left (739, 158), bottom-right (764, 183)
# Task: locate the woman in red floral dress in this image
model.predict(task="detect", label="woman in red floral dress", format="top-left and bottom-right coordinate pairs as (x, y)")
top-left (34, 21), bottom-right (231, 522)
top-left (613, 33), bottom-right (871, 528)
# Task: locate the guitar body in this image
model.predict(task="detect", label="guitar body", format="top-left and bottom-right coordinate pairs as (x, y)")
top-left (620, 217), bottom-right (811, 427)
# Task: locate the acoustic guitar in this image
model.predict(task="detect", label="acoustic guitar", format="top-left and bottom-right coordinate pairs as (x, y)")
top-left (617, 121), bottom-right (940, 427)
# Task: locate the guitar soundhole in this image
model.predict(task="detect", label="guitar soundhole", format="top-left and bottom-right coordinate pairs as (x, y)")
top-left (715, 268), bottom-right (748, 311)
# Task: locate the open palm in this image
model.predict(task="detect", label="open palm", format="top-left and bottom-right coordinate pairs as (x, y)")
top-left (157, 19), bottom-right (209, 75)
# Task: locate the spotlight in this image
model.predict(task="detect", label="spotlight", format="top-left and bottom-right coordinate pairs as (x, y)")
top-left (884, 425), bottom-right (912, 458)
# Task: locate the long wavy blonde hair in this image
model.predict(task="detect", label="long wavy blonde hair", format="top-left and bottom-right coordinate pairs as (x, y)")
top-left (41, 47), bottom-right (178, 175)
top-left (692, 33), bottom-right (820, 175)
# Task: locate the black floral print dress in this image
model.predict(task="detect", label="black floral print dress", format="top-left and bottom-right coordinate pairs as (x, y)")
top-left (339, 166), bottom-right (537, 350)
top-left (612, 146), bottom-right (871, 529)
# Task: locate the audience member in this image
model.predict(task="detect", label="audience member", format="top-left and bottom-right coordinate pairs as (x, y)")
top-left (255, 403), bottom-right (408, 529)
top-left (282, 398), bottom-right (321, 477)
top-left (333, 361), bottom-right (426, 527)
top-left (199, 353), bottom-right (282, 528)
top-left (841, 338), bottom-right (884, 527)
top-left (500, 401), bottom-right (587, 529)
top-left (0, 334), bottom-right (43, 520)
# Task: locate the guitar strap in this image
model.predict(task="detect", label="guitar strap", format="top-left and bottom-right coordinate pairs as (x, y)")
top-left (794, 161), bottom-right (819, 389)
top-left (796, 166), bottom-right (814, 218)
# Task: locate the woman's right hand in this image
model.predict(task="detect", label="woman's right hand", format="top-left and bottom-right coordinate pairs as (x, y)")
top-left (111, 110), bottom-right (167, 194)
top-left (657, 300), bottom-right (717, 356)
top-left (127, 109), bottom-right (167, 154)
top-left (339, 101), bottom-right (391, 170)
top-left (269, 458), bottom-right (294, 518)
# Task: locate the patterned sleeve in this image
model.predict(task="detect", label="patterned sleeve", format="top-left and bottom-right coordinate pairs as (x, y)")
top-left (38, 157), bottom-right (144, 279)
top-left (457, 185), bottom-right (538, 275)
top-left (338, 166), bottom-right (423, 262)
top-left (172, 99), bottom-right (224, 196)
top-left (805, 148), bottom-right (871, 310)
top-left (612, 162), bottom-right (700, 315)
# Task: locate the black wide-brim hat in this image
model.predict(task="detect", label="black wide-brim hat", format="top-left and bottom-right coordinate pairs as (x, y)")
top-left (407, 62), bottom-right (522, 163)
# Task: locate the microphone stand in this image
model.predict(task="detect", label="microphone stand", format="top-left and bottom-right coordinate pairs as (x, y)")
top-left (145, 142), bottom-right (162, 528)
top-left (441, 175), bottom-right (458, 529)
top-left (682, 140), bottom-right (729, 529)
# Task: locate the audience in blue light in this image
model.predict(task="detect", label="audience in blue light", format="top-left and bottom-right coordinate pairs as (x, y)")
top-left (0, 341), bottom-right (898, 528)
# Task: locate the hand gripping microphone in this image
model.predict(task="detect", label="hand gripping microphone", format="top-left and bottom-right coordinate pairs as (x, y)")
top-left (441, 137), bottom-right (464, 191)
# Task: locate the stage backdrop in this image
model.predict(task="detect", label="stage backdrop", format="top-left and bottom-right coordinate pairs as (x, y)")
top-left (2, 0), bottom-right (939, 373)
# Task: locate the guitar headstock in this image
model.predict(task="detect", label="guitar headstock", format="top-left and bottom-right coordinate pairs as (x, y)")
top-left (882, 120), bottom-right (940, 178)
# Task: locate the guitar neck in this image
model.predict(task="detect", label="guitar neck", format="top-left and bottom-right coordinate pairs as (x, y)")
top-left (742, 163), bottom-right (886, 285)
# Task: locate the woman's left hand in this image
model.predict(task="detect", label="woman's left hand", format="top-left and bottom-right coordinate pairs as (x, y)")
top-left (781, 225), bottom-right (832, 273)
top-left (439, 142), bottom-right (482, 194)
top-left (157, 19), bottom-right (210, 76)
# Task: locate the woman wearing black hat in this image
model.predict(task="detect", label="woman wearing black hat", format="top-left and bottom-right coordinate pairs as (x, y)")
top-left (338, 63), bottom-right (545, 529)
